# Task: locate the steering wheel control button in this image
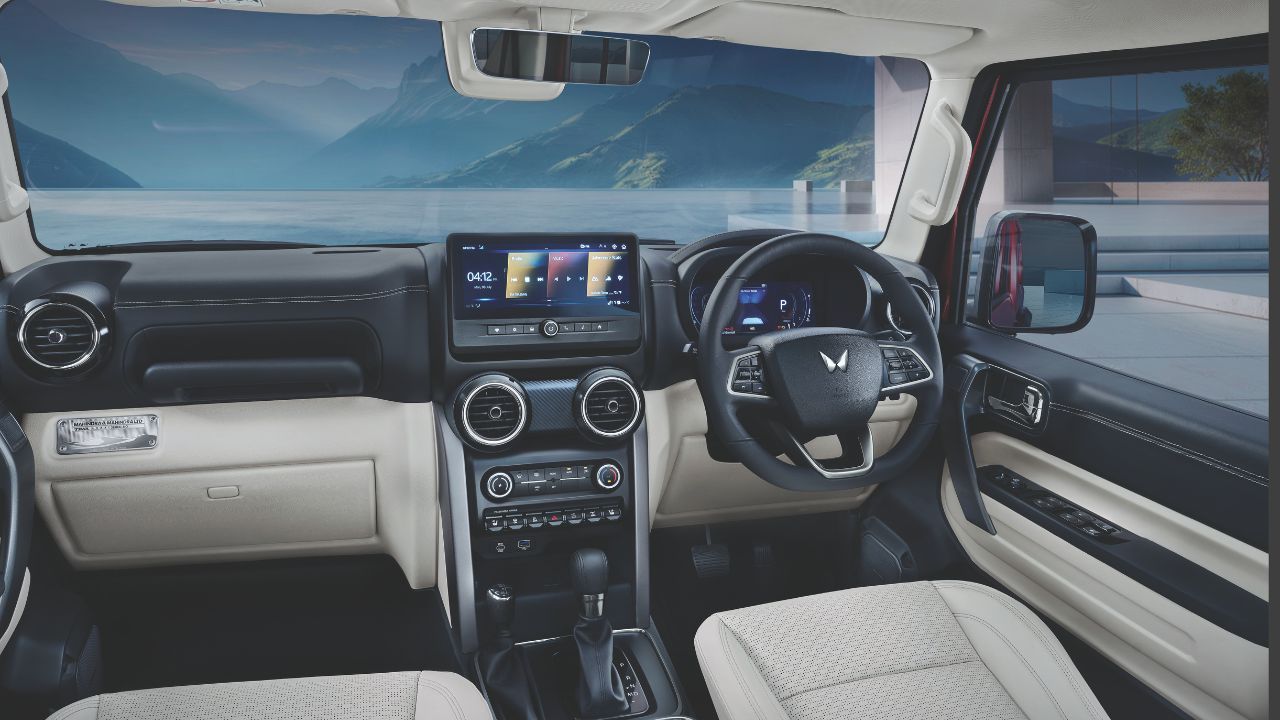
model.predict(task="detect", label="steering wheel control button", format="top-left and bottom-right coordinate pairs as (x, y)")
top-left (485, 472), bottom-right (514, 500)
top-left (729, 352), bottom-right (770, 396)
top-left (879, 345), bottom-right (933, 392)
top-left (595, 463), bottom-right (623, 490)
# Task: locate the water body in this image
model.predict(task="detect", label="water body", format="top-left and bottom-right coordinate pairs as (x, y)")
top-left (28, 189), bottom-right (888, 251)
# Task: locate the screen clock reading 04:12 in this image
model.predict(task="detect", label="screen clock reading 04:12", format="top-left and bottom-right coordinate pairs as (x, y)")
top-left (450, 234), bottom-right (639, 320)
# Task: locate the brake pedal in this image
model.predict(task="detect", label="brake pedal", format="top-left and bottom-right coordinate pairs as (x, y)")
top-left (691, 540), bottom-right (731, 581)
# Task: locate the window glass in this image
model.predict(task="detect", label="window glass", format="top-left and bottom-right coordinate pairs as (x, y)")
top-left (0, 0), bottom-right (927, 249)
top-left (969, 66), bottom-right (1269, 417)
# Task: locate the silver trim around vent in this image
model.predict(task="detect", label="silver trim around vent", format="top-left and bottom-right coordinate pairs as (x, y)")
top-left (580, 375), bottom-right (642, 439)
top-left (460, 380), bottom-right (527, 447)
top-left (885, 282), bottom-right (936, 337)
top-left (17, 302), bottom-right (100, 371)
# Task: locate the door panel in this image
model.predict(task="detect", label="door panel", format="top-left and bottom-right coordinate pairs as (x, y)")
top-left (946, 326), bottom-right (1268, 551)
top-left (943, 459), bottom-right (1266, 720)
top-left (940, 325), bottom-right (1268, 720)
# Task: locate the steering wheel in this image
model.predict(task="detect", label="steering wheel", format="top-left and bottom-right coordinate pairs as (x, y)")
top-left (696, 233), bottom-right (943, 491)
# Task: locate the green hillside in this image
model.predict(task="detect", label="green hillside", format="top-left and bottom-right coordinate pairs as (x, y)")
top-left (796, 138), bottom-right (873, 188)
top-left (1096, 109), bottom-right (1185, 157)
top-left (391, 85), bottom-right (872, 189)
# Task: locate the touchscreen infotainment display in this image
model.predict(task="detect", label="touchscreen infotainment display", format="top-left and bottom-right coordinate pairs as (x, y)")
top-left (450, 234), bottom-right (639, 319)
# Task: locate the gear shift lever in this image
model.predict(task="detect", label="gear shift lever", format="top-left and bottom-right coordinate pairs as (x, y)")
top-left (478, 584), bottom-right (537, 720)
top-left (486, 584), bottom-right (516, 631)
top-left (571, 549), bottom-right (629, 718)
top-left (573, 546), bottom-right (609, 619)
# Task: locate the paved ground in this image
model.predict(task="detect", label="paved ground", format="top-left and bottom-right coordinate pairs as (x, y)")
top-left (1023, 295), bottom-right (1269, 417)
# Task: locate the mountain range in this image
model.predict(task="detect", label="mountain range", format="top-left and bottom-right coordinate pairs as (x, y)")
top-left (2, 0), bottom-right (886, 190)
top-left (1051, 94), bottom-right (1186, 180)
top-left (389, 85), bottom-right (872, 189)
top-left (2, 0), bottom-right (1209, 191)
top-left (14, 121), bottom-right (139, 188)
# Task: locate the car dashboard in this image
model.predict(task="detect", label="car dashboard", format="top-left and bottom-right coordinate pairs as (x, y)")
top-left (0, 231), bottom-right (937, 674)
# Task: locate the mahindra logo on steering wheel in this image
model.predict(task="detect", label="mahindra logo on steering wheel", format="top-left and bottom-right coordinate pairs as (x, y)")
top-left (819, 350), bottom-right (848, 373)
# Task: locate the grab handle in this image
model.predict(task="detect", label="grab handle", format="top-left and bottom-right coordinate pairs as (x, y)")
top-left (909, 100), bottom-right (971, 226)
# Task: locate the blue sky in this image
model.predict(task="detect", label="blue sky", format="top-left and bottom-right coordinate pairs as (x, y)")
top-left (29, 0), bottom-right (874, 101)
top-left (36, 0), bottom-right (440, 89)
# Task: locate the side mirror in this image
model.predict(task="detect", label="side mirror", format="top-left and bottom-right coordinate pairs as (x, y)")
top-left (975, 212), bottom-right (1098, 334)
top-left (471, 28), bottom-right (649, 86)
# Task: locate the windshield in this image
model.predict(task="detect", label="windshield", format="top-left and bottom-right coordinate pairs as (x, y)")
top-left (0, 0), bottom-right (927, 250)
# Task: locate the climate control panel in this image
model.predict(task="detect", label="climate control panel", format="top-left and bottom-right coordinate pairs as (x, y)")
top-left (482, 461), bottom-right (623, 501)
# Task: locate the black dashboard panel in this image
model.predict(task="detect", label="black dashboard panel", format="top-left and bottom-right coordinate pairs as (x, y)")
top-left (0, 247), bottom-right (433, 411)
top-left (0, 232), bottom-right (938, 411)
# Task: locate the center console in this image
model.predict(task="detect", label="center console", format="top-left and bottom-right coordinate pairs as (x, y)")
top-left (437, 234), bottom-right (689, 720)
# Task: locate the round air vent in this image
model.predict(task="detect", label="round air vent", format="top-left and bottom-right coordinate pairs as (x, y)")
top-left (18, 301), bottom-right (102, 371)
top-left (576, 369), bottom-right (643, 441)
top-left (885, 282), bottom-right (936, 337)
top-left (457, 375), bottom-right (528, 449)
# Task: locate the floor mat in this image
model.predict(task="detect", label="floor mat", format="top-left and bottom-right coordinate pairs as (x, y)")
top-left (649, 512), bottom-right (860, 719)
top-left (77, 555), bottom-right (460, 692)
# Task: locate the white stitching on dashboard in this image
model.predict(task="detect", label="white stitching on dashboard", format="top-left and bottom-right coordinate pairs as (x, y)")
top-left (1050, 402), bottom-right (1268, 486)
top-left (115, 285), bottom-right (427, 309)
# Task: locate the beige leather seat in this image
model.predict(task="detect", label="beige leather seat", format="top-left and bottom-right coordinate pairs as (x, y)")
top-left (696, 580), bottom-right (1110, 720)
top-left (47, 671), bottom-right (493, 720)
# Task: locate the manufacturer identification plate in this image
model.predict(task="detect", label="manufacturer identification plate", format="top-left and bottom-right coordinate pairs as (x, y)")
top-left (57, 415), bottom-right (159, 455)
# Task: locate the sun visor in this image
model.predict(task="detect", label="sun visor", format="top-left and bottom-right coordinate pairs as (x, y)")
top-left (440, 17), bottom-right (566, 101)
top-left (667, 2), bottom-right (974, 58)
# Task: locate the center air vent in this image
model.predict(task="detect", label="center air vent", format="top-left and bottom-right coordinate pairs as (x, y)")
top-left (458, 375), bottom-right (528, 449)
top-left (18, 301), bottom-right (102, 371)
top-left (576, 369), bottom-right (643, 441)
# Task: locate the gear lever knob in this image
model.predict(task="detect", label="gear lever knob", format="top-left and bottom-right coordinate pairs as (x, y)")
top-left (485, 583), bottom-right (515, 635)
top-left (571, 548), bottom-right (609, 619)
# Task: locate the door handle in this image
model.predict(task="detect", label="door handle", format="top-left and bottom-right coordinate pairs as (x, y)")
top-left (988, 384), bottom-right (1044, 427)
top-left (985, 371), bottom-right (1050, 432)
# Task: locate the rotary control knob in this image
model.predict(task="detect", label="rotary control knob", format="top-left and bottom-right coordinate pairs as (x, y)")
top-left (540, 319), bottom-right (560, 337)
top-left (486, 471), bottom-right (513, 500)
top-left (595, 463), bottom-right (623, 490)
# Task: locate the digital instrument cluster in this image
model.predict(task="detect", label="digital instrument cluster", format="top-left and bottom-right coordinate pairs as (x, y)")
top-left (689, 281), bottom-right (814, 335)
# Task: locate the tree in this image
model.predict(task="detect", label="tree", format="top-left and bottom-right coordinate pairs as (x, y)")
top-left (1167, 70), bottom-right (1268, 181)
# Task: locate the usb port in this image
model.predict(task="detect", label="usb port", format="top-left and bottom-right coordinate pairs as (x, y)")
top-left (517, 539), bottom-right (533, 552)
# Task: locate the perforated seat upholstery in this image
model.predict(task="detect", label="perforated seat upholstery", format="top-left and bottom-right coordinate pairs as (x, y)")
top-left (695, 580), bottom-right (1110, 720)
top-left (47, 671), bottom-right (493, 720)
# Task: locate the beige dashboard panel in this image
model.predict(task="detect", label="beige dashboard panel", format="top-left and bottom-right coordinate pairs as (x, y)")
top-left (943, 432), bottom-right (1268, 720)
top-left (644, 379), bottom-right (916, 528)
top-left (26, 397), bottom-right (440, 588)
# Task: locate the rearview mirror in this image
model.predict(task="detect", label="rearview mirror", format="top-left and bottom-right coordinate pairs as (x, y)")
top-left (471, 29), bottom-right (650, 86)
top-left (976, 212), bottom-right (1098, 334)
